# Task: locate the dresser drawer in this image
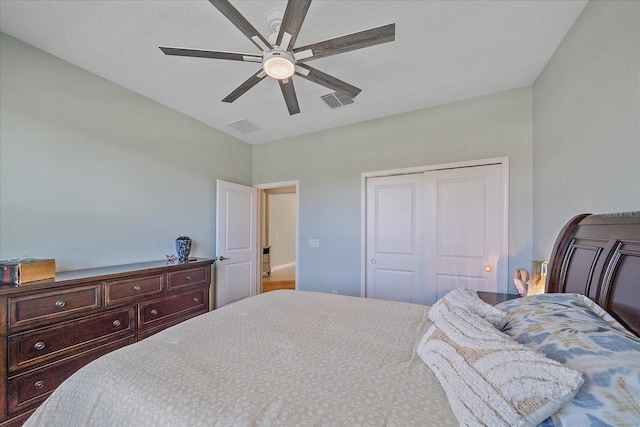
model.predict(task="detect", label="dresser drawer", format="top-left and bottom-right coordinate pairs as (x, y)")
top-left (139, 288), bottom-right (207, 330)
top-left (8, 308), bottom-right (135, 373)
top-left (167, 266), bottom-right (209, 291)
top-left (7, 336), bottom-right (135, 415)
top-left (9, 285), bottom-right (102, 331)
top-left (137, 310), bottom-right (206, 341)
top-left (105, 274), bottom-right (164, 305)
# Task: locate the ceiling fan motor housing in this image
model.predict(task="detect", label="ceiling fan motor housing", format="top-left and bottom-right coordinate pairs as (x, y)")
top-left (262, 49), bottom-right (296, 79)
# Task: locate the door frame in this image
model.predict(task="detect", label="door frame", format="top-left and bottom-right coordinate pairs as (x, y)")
top-left (254, 180), bottom-right (300, 291)
top-left (360, 157), bottom-right (509, 298)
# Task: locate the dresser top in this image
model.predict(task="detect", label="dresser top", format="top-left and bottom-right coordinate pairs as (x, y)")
top-left (0, 258), bottom-right (214, 296)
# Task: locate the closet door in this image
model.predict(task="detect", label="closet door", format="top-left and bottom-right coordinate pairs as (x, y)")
top-left (364, 162), bottom-right (507, 305)
top-left (424, 164), bottom-right (505, 304)
top-left (365, 174), bottom-right (424, 303)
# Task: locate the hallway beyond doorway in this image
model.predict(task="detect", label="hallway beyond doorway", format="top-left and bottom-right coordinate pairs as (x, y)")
top-left (262, 264), bottom-right (295, 292)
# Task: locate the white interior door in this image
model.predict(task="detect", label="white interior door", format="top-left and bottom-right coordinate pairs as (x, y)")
top-left (365, 174), bottom-right (424, 303)
top-left (424, 164), bottom-right (505, 304)
top-left (216, 180), bottom-right (258, 309)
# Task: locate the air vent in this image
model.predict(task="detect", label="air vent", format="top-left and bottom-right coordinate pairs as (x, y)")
top-left (226, 119), bottom-right (261, 133)
top-left (321, 92), bottom-right (355, 109)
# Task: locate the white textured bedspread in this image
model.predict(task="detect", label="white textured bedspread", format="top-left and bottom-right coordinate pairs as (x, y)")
top-left (25, 290), bottom-right (457, 426)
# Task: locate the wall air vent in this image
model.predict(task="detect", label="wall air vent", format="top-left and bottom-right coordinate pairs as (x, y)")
top-left (321, 92), bottom-right (355, 109)
top-left (226, 119), bottom-right (261, 133)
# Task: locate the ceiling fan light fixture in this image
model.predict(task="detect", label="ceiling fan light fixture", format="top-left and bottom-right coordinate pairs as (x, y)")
top-left (263, 50), bottom-right (296, 80)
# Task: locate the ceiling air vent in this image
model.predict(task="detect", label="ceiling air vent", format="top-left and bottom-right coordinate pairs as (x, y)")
top-left (321, 92), bottom-right (355, 109)
top-left (226, 119), bottom-right (261, 133)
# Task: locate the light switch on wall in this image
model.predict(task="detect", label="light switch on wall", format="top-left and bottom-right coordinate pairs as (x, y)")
top-left (308, 239), bottom-right (320, 248)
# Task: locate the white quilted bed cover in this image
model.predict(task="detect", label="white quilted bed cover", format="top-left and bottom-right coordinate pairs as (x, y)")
top-left (24, 290), bottom-right (456, 426)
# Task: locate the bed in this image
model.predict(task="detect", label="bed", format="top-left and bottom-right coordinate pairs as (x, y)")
top-left (24, 212), bottom-right (640, 426)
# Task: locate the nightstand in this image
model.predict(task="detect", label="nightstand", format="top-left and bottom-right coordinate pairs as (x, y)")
top-left (477, 291), bottom-right (521, 305)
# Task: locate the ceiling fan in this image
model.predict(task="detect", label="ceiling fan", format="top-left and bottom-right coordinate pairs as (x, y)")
top-left (159, 0), bottom-right (395, 115)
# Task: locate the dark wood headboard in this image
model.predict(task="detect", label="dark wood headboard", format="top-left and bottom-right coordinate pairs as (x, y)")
top-left (547, 212), bottom-right (640, 337)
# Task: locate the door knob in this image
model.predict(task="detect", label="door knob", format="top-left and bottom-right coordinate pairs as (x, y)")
top-left (484, 265), bottom-right (492, 272)
top-left (217, 256), bottom-right (228, 261)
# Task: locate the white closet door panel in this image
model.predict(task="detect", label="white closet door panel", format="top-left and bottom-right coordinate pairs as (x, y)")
top-left (424, 164), bottom-right (504, 305)
top-left (437, 179), bottom-right (486, 257)
top-left (375, 185), bottom-right (415, 254)
top-left (369, 269), bottom-right (415, 303)
top-left (432, 274), bottom-right (489, 303)
top-left (365, 174), bottom-right (423, 304)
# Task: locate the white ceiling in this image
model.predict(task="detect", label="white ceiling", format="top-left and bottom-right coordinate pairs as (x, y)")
top-left (0, 0), bottom-right (587, 145)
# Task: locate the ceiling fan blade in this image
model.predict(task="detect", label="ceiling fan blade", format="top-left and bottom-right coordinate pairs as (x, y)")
top-left (159, 47), bottom-right (262, 63)
top-left (222, 69), bottom-right (267, 103)
top-left (278, 78), bottom-right (300, 115)
top-left (295, 64), bottom-right (361, 99)
top-left (276, 0), bottom-right (312, 50)
top-left (293, 23), bottom-right (395, 62)
top-left (209, 0), bottom-right (272, 51)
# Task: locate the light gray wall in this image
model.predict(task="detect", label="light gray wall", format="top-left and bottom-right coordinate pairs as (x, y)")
top-left (0, 33), bottom-right (252, 271)
top-left (6, 0), bottom-right (634, 293)
top-left (254, 88), bottom-right (534, 296)
top-left (532, 0), bottom-right (640, 259)
top-left (268, 192), bottom-right (296, 268)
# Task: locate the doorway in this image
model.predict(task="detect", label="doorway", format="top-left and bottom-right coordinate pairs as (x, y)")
top-left (256, 182), bottom-right (299, 293)
top-left (361, 158), bottom-right (509, 305)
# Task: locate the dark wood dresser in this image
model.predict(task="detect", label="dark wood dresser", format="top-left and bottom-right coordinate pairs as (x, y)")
top-left (0, 258), bottom-right (213, 426)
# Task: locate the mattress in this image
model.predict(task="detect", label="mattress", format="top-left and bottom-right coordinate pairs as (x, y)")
top-left (25, 290), bottom-right (457, 426)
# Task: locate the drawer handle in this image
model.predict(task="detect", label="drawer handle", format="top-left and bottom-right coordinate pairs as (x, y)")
top-left (133, 285), bottom-right (142, 291)
top-left (55, 300), bottom-right (66, 308)
top-left (34, 341), bottom-right (46, 351)
top-left (185, 275), bottom-right (192, 281)
top-left (34, 380), bottom-right (45, 390)
top-left (112, 319), bottom-right (122, 327)
top-left (150, 309), bottom-right (158, 316)
top-left (192, 297), bottom-right (199, 303)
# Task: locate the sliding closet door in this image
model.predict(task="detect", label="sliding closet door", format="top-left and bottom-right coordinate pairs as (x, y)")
top-left (364, 162), bottom-right (507, 305)
top-left (424, 164), bottom-right (505, 304)
top-left (365, 174), bottom-right (424, 303)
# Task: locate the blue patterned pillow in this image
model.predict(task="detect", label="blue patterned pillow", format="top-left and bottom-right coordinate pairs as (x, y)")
top-left (496, 294), bottom-right (640, 427)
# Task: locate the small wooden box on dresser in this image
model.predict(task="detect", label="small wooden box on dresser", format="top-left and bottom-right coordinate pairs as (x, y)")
top-left (0, 258), bottom-right (214, 426)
